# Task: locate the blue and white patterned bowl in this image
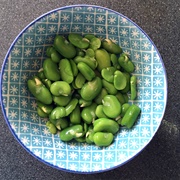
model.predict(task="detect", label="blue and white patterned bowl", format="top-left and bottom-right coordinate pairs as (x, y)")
top-left (0, 5), bottom-right (167, 173)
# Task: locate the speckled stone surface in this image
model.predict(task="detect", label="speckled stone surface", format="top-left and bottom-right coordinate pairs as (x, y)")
top-left (0, 0), bottom-right (179, 179)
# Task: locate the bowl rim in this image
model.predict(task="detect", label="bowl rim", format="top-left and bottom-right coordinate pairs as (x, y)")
top-left (0, 4), bottom-right (168, 174)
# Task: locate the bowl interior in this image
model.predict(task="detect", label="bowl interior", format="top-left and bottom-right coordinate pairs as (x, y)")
top-left (0, 5), bottom-right (167, 173)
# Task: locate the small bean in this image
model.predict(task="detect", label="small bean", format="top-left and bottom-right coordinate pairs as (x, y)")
top-left (120, 104), bottom-right (141, 128)
top-left (53, 95), bottom-right (71, 106)
top-left (80, 77), bottom-right (102, 101)
top-left (95, 105), bottom-right (108, 118)
top-left (54, 35), bottom-right (76, 59)
top-left (70, 59), bottom-right (78, 77)
top-left (121, 72), bottom-right (130, 93)
top-left (43, 58), bottom-right (61, 81)
top-left (37, 107), bottom-right (48, 118)
top-left (77, 62), bottom-right (95, 81)
top-left (56, 118), bottom-right (69, 130)
top-left (74, 73), bottom-right (86, 89)
top-left (114, 70), bottom-right (127, 90)
top-left (65, 98), bottom-right (78, 116)
top-left (121, 103), bottom-right (130, 117)
top-left (50, 81), bottom-right (71, 96)
top-left (123, 93), bottom-right (129, 103)
top-left (41, 79), bottom-right (51, 90)
top-left (51, 51), bottom-right (61, 63)
top-left (93, 132), bottom-right (114, 147)
top-left (27, 76), bottom-right (52, 104)
top-left (37, 69), bottom-right (46, 79)
top-left (102, 79), bottom-right (117, 95)
top-left (95, 49), bottom-right (111, 71)
top-left (37, 101), bottom-right (53, 114)
top-left (110, 54), bottom-right (120, 69)
top-left (130, 75), bottom-right (137, 100)
top-left (79, 98), bottom-right (92, 107)
top-left (46, 46), bottom-right (56, 57)
top-left (85, 48), bottom-right (95, 57)
top-left (102, 39), bottom-right (122, 54)
top-left (50, 106), bottom-right (66, 120)
top-left (101, 67), bottom-right (116, 83)
top-left (118, 53), bottom-right (134, 73)
top-left (93, 118), bottom-right (119, 134)
top-left (81, 103), bottom-right (97, 124)
top-left (102, 95), bottom-right (121, 118)
top-left (89, 37), bottom-right (101, 51)
top-left (74, 55), bottom-right (97, 70)
top-left (68, 33), bottom-right (89, 49)
top-left (59, 59), bottom-right (74, 84)
top-left (70, 105), bottom-right (81, 124)
top-left (46, 121), bottom-right (57, 134)
top-left (84, 34), bottom-right (96, 41)
top-left (59, 125), bottom-right (84, 141)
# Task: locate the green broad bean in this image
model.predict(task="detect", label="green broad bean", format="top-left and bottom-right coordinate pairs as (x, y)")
top-left (95, 105), bottom-right (108, 118)
top-left (27, 76), bottom-right (52, 104)
top-left (70, 59), bottom-right (78, 77)
top-left (74, 73), bottom-right (86, 89)
top-left (43, 58), bottom-right (60, 81)
top-left (56, 118), bottom-right (69, 130)
top-left (37, 101), bottom-right (53, 114)
top-left (65, 98), bottom-right (78, 116)
top-left (93, 132), bottom-right (114, 147)
top-left (102, 95), bottom-right (121, 118)
top-left (130, 75), bottom-right (137, 100)
top-left (41, 79), bottom-right (51, 90)
top-left (102, 79), bottom-right (117, 95)
top-left (102, 39), bottom-right (122, 54)
top-left (86, 126), bottom-right (95, 144)
top-left (85, 48), bottom-right (95, 57)
top-left (46, 46), bottom-right (56, 57)
top-left (81, 103), bottom-right (97, 124)
top-left (77, 62), bottom-right (95, 81)
top-left (37, 107), bottom-right (48, 118)
top-left (115, 92), bottom-right (126, 105)
top-left (84, 123), bottom-right (88, 133)
top-left (114, 70), bottom-right (127, 90)
top-left (101, 67), bottom-right (116, 83)
top-left (79, 98), bottom-right (92, 107)
top-left (118, 53), bottom-right (135, 73)
top-left (70, 105), bottom-right (81, 124)
top-left (94, 88), bottom-right (108, 105)
top-left (121, 72), bottom-right (130, 93)
top-left (50, 81), bottom-right (71, 96)
top-left (95, 49), bottom-right (111, 71)
top-left (59, 125), bottom-right (84, 141)
top-left (89, 37), bottom-right (101, 51)
top-left (120, 104), bottom-right (141, 128)
top-left (75, 137), bottom-right (86, 143)
top-left (53, 95), bottom-right (71, 106)
top-left (84, 34), bottom-right (96, 40)
top-left (76, 48), bottom-right (85, 57)
top-left (54, 35), bottom-right (76, 59)
top-left (80, 77), bottom-right (102, 101)
top-left (121, 103), bottom-right (130, 117)
top-left (74, 55), bottom-right (97, 70)
top-left (37, 69), bottom-right (46, 79)
top-left (46, 121), bottom-right (57, 134)
top-left (68, 33), bottom-right (89, 49)
top-left (51, 51), bottom-right (62, 63)
top-left (110, 54), bottom-right (120, 69)
top-left (93, 118), bottom-right (119, 134)
top-left (50, 106), bottom-right (66, 120)
top-left (59, 59), bottom-right (74, 84)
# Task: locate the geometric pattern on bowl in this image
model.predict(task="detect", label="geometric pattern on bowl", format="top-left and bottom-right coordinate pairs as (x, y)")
top-left (0, 5), bottom-right (167, 173)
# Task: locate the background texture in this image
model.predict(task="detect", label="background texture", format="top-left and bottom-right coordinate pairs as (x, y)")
top-left (0, 0), bottom-right (179, 179)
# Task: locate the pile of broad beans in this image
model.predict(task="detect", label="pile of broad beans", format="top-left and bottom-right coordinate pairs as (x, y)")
top-left (27, 34), bottom-right (141, 147)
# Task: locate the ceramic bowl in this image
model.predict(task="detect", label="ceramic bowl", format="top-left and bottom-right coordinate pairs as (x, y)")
top-left (0, 5), bottom-right (167, 173)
